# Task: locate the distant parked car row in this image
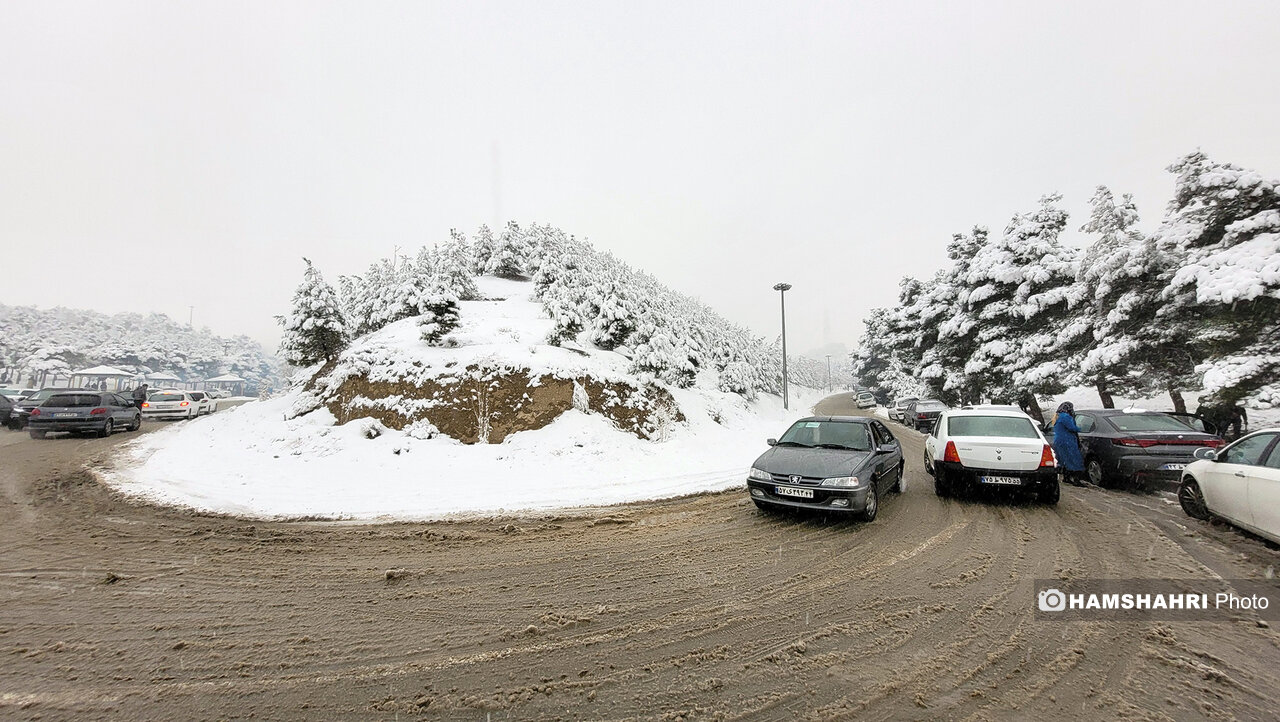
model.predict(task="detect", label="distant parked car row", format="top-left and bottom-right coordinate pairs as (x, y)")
top-left (7, 387), bottom-right (221, 434)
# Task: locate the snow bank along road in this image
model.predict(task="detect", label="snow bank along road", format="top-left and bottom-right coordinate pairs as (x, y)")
top-left (2, 396), bottom-right (1279, 720)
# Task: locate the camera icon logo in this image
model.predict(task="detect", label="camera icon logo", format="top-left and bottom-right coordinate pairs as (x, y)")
top-left (1038, 588), bottom-right (1066, 612)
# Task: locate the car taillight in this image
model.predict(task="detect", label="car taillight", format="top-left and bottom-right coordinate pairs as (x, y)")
top-left (918, 413), bottom-right (928, 419)
top-left (29, 408), bottom-right (41, 416)
top-left (1039, 444), bottom-right (1055, 467)
top-left (180, 401), bottom-right (189, 407)
top-left (1112, 438), bottom-right (1159, 448)
top-left (90, 407), bottom-right (108, 416)
top-left (1204, 439), bottom-right (1225, 448)
top-left (141, 402), bottom-right (149, 408)
top-left (943, 440), bottom-right (961, 464)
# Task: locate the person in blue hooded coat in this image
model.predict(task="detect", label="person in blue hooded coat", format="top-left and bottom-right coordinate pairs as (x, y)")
top-left (1052, 401), bottom-right (1086, 486)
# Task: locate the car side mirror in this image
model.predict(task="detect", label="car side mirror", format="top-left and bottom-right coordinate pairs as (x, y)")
top-left (766, 438), bottom-right (777, 446)
top-left (1193, 447), bottom-right (1218, 462)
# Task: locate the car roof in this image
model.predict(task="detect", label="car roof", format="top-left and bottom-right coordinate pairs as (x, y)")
top-left (944, 408), bottom-right (1033, 418)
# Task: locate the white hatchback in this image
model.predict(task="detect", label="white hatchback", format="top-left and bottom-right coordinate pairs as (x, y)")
top-left (143, 389), bottom-right (199, 420)
top-left (1178, 429), bottom-right (1280, 544)
top-left (924, 407), bottom-right (1059, 504)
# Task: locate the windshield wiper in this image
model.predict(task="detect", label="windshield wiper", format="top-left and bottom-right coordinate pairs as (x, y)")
top-left (815, 443), bottom-right (867, 451)
top-left (774, 441), bottom-right (812, 447)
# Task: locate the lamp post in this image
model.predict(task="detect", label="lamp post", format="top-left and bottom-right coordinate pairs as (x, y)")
top-left (826, 354), bottom-right (832, 392)
top-left (773, 283), bottom-right (792, 410)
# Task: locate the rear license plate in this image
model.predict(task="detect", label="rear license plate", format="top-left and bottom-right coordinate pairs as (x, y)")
top-left (980, 476), bottom-right (1022, 485)
top-left (1160, 463), bottom-right (1186, 471)
top-left (54, 413), bottom-right (78, 418)
top-left (775, 486), bottom-right (814, 499)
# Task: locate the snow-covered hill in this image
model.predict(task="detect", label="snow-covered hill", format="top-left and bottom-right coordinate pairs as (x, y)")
top-left (105, 276), bottom-right (823, 520)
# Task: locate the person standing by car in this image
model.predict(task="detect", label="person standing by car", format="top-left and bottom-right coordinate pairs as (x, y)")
top-left (131, 383), bottom-right (149, 418)
top-left (1229, 404), bottom-right (1248, 440)
top-left (1052, 401), bottom-right (1086, 486)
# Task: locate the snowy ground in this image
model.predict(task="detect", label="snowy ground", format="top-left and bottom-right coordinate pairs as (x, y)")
top-left (103, 385), bottom-right (826, 521)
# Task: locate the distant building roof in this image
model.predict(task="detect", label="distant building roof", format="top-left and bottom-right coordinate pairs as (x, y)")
top-left (72, 365), bottom-right (135, 377)
top-left (206, 374), bottom-right (246, 383)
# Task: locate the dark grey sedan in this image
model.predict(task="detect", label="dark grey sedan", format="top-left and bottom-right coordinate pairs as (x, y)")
top-left (747, 416), bottom-right (905, 521)
top-left (27, 391), bottom-right (142, 439)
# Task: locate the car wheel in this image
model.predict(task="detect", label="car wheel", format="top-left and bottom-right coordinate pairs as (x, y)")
top-left (29, 429), bottom-right (46, 439)
top-left (1086, 458), bottom-right (1110, 487)
top-left (860, 484), bottom-right (879, 522)
top-left (129, 414), bottom-right (141, 431)
top-left (934, 467), bottom-right (951, 497)
top-left (1178, 478), bottom-right (1211, 521)
top-left (1039, 479), bottom-right (1060, 505)
top-left (99, 419), bottom-right (114, 438)
top-left (923, 451), bottom-right (935, 477)
top-left (891, 462), bottom-right (906, 493)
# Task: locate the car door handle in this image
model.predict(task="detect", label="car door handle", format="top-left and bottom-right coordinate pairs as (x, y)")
top-left (1234, 471), bottom-right (1247, 478)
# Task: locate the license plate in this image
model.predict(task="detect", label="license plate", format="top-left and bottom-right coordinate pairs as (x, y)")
top-left (775, 486), bottom-right (814, 499)
top-left (54, 412), bottom-right (78, 418)
top-left (980, 476), bottom-right (1022, 485)
top-left (1160, 463), bottom-right (1186, 471)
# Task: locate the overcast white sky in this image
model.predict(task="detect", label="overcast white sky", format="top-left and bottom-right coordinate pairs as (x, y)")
top-left (2, 1), bottom-right (1277, 356)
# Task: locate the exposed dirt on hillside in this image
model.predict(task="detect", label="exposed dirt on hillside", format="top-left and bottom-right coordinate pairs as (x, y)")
top-left (322, 367), bottom-right (683, 443)
top-left (2, 397), bottom-right (1279, 720)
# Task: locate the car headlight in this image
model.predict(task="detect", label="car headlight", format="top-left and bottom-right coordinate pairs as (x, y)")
top-left (749, 467), bottom-right (772, 482)
top-left (820, 476), bottom-right (861, 488)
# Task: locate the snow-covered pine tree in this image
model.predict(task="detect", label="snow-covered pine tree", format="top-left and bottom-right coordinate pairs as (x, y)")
top-left (1076, 186), bottom-right (1160, 407)
top-left (921, 227), bottom-right (988, 404)
top-left (484, 220), bottom-right (530, 278)
top-left (1157, 151), bottom-right (1280, 405)
top-left (277, 258), bottom-right (348, 366)
top-left (471, 224), bottom-right (495, 275)
top-left (961, 195), bottom-right (1083, 420)
top-left (437, 236), bottom-right (480, 300)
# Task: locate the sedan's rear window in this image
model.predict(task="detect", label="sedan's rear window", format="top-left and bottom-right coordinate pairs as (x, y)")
top-left (42, 394), bottom-right (102, 408)
top-left (189, 392), bottom-right (205, 400)
top-left (778, 420), bottom-right (872, 451)
top-left (917, 402), bottom-right (946, 410)
top-left (1108, 414), bottom-right (1199, 432)
top-left (948, 415), bottom-right (1039, 439)
top-left (150, 393), bottom-right (187, 402)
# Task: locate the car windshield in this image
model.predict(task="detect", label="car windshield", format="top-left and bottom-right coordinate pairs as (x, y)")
top-left (24, 389), bottom-right (66, 404)
top-left (150, 393), bottom-right (186, 402)
top-left (917, 401), bottom-right (946, 410)
top-left (42, 394), bottom-right (102, 408)
top-left (948, 415), bottom-right (1039, 439)
top-left (189, 393), bottom-right (205, 400)
top-left (894, 398), bottom-right (917, 407)
top-left (777, 420), bottom-right (872, 451)
top-left (1109, 414), bottom-right (1203, 432)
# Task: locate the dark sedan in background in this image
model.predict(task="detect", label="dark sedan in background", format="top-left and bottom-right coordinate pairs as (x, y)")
top-left (1044, 409), bottom-right (1224, 488)
top-left (904, 399), bottom-right (948, 432)
top-left (747, 416), bottom-right (905, 521)
top-left (9, 388), bottom-right (94, 430)
top-left (27, 391), bottom-right (142, 439)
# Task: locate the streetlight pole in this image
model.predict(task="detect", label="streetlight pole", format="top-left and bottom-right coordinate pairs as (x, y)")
top-left (826, 354), bottom-right (832, 392)
top-left (773, 283), bottom-right (792, 410)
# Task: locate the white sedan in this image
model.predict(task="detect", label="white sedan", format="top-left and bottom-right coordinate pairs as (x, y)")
top-left (924, 407), bottom-right (1060, 504)
top-left (143, 390), bottom-right (199, 420)
top-left (1178, 428), bottom-right (1280, 544)
top-left (187, 391), bottom-right (216, 415)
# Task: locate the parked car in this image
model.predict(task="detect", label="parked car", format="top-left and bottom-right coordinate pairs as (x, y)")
top-left (0, 394), bottom-right (14, 427)
top-left (9, 388), bottom-right (93, 429)
top-left (27, 391), bottom-right (142, 438)
top-left (1178, 429), bottom-right (1280, 544)
top-left (142, 389), bottom-right (199, 420)
top-left (747, 416), bottom-right (905, 521)
top-left (923, 407), bottom-right (1059, 503)
top-left (1, 388), bottom-right (35, 401)
top-left (1043, 409), bottom-right (1224, 488)
top-left (904, 399), bottom-right (948, 432)
top-left (187, 390), bottom-right (216, 415)
top-left (888, 397), bottom-right (918, 422)
top-left (855, 391), bottom-right (876, 409)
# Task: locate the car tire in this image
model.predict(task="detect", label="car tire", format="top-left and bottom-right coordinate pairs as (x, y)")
top-left (1178, 478), bottom-right (1211, 521)
top-left (923, 451), bottom-right (935, 477)
top-left (1086, 457), bottom-right (1112, 488)
top-left (1039, 479), bottom-right (1060, 505)
top-left (29, 429), bottom-right (46, 439)
top-left (99, 419), bottom-right (114, 438)
top-left (891, 462), bottom-right (906, 493)
top-left (859, 484), bottom-right (879, 522)
top-left (934, 468), bottom-right (951, 497)
top-left (129, 414), bottom-right (141, 431)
